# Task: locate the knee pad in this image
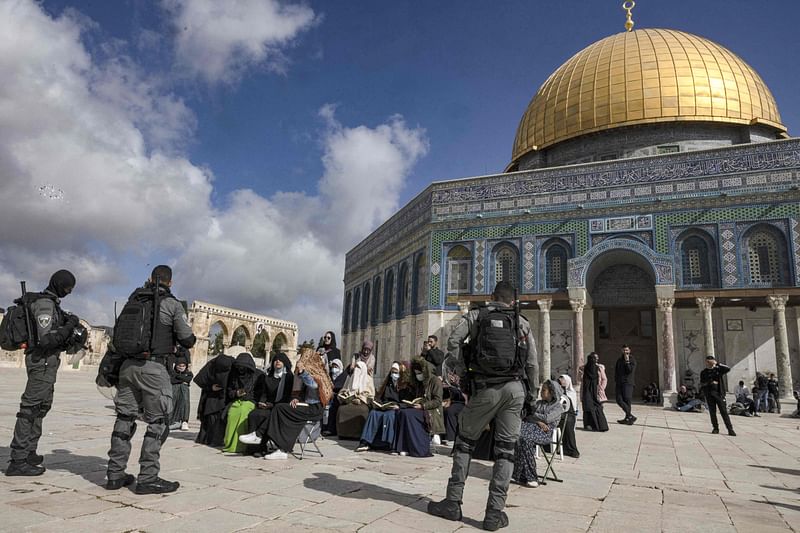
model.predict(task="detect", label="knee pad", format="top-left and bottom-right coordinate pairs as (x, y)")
top-left (493, 439), bottom-right (516, 463)
top-left (112, 414), bottom-right (137, 441)
top-left (454, 434), bottom-right (477, 454)
top-left (38, 403), bottom-right (52, 417)
top-left (144, 420), bottom-right (169, 444)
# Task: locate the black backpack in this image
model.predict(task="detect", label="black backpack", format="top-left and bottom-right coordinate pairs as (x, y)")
top-left (112, 288), bottom-right (157, 358)
top-left (0, 302), bottom-right (31, 351)
top-left (469, 306), bottom-right (524, 381)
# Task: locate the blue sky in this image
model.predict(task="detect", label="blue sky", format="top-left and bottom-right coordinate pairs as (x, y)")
top-left (2, 0), bottom-right (799, 338)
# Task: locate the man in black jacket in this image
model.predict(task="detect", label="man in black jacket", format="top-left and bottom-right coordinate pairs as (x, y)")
top-left (422, 335), bottom-right (445, 378)
top-left (7, 270), bottom-right (80, 476)
top-left (105, 265), bottom-right (196, 494)
top-left (614, 345), bottom-right (637, 425)
top-left (700, 355), bottom-right (735, 436)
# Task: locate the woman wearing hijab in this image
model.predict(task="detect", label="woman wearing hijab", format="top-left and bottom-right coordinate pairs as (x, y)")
top-left (513, 379), bottom-right (564, 488)
top-left (222, 353), bottom-right (260, 453)
top-left (356, 362), bottom-right (412, 452)
top-left (194, 353), bottom-right (235, 446)
top-left (336, 340), bottom-right (376, 439)
top-left (257, 346), bottom-right (333, 460)
top-left (557, 374), bottom-right (580, 458)
top-left (239, 352), bottom-right (293, 450)
top-left (317, 331), bottom-right (341, 373)
top-left (169, 351), bottom-right (193, 431)
top-left (393, 358), bottom-right (444, 457)
top-left (322, 358), bottom-right (348, 436)
top-left (581, 352), bottom-right (609, 432)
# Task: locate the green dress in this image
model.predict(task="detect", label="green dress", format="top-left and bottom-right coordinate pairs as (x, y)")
top-left (223, 399), bottom-right (256, 453)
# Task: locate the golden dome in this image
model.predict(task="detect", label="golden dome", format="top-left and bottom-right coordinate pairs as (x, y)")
top-left (511, 29), bottom-right (786, 164)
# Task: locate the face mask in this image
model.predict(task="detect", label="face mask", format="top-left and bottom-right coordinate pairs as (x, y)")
top-left (332, 368), bottom-right (342, 378)
top-left (415, 372), bottom-right (424, 382)
top-left (391, 372), bottom-right (400, 380)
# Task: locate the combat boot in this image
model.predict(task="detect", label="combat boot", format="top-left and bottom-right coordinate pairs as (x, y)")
top-left (106, 474), bottom-right (135, 490)
top-left (134, 477), bottom-right (180, 495)
top-left (427, 498), bottom-right (462, 521)
top-left (26, 452), bottom-right (44, 466)
top-left (5, 460), bottom-right (45, 476)
top-left (483, 510), bottom-right (509, 531)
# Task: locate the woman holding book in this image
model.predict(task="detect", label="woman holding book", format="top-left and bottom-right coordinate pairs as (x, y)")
top-left (238, 352), bottom-right (293, 450)
top-left (356, 362), bottom-right (412, 452)
top-left (393, 358), bottom-right (444, 457)
top-left (255, 346), bottom-right (333, 460)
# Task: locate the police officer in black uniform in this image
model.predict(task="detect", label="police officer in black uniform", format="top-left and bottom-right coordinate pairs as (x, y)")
top-left (6, 270), bottom-right (80, 476)
top-left (105, 265), bottom-right (196, 493)
top-left (700, 355), bottom-right (736, 436)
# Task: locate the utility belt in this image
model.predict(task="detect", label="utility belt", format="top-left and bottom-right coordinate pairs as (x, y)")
top-left (470, 373), bottom-right (521, 392)
top-left (127, 353), bottom-right (170, 364)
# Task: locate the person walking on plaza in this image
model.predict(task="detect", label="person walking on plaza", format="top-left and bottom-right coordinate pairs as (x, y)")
top-left (428, 281), bottom-right (538, 531)
top-left (6, 270), bottom-right (82, 476)
top-left (105, 265), bottom-right (197, 493)
top-left (700, 355), bottom-right (736, 436)
top-left (614, 345), bottom-right (637, 425)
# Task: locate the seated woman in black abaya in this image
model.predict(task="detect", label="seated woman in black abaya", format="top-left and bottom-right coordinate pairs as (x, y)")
top-left (251, 346), bottom-right (333, 460)
top-left (393, 358), bottom-right (443, 457)
top-left (194, 353), bottom-right (234, 447)
top-left (355, 362), bottom-right (412, 452)
top-left (238, 352), bottom-right (293, 451)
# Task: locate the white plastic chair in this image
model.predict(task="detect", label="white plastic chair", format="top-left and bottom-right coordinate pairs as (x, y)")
top-left (534, 426), bottom-right (563, 462)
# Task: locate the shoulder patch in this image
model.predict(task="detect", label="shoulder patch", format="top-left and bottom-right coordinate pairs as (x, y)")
top-left (37, 314), bottom-right (52, 329)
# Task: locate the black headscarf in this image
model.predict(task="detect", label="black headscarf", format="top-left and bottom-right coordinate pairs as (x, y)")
top-left (47, 270), bottom-right (76, 298)
top-left (269, 352), bottom-right (293, 376)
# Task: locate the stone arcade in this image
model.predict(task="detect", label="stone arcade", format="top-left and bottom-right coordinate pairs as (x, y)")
top-left (341, 27), bottom-right (800, 402)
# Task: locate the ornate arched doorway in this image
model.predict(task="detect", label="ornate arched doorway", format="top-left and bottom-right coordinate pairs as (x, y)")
top-left (591, 262), bottom-right (658, 393)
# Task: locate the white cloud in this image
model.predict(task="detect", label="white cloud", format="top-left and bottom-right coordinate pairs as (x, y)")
top-left (175, 108), bottom-right (428, 337)
top-left (163, 0), bottom-right (318, 82)
top-left (0, 0), bottom-right (428, 341)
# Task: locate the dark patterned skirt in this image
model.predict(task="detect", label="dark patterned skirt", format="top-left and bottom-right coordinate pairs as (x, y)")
top-left (513, 421), bottom-right (554, 483)
top-left (394, 408), bottom-right (431, 457)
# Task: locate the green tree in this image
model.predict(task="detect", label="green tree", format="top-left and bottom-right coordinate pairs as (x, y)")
top-left (210, 331), bottom-right (224, 356)
top-left (252, 330), bottom-right (269, 358)
top-left (231, 326), bottom-right (248, 347)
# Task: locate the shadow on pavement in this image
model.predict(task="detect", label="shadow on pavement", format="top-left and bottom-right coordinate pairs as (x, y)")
top-left (303, 471), bottom-right (484, 529)
top-left (749, 464), bottom-right (800, 477)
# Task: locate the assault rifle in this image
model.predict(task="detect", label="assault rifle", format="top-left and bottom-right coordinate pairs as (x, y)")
top-left (20, 281), bottom-right (38, 349)
top-left (150, 275), bottom-right (160, 356)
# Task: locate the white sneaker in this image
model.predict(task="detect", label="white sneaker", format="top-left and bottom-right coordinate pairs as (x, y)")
top-left (355, 446), bottom-right (370, 452)
top-left (431, 435), bottom-right (441, 446)
top-left (168, 422), bottom-right (181, 431)
top-left (525, 480), bottom-right (539, 488)
top-left (238, 432), bottom-right (262, 445)
top-left (399, 451), bottom-right (408, 457)
top-left (264, 450), bottom-right (288, 460)
top-left (180, 422), bottom-right (189, 431)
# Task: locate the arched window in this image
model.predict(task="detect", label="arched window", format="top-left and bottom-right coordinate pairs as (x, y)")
top-left (746, 227), bottom-right (787, 285)
top-left (384, 270), bottom-right (395, 320)
top-left (397, 263), bottom-right (409, 317)
top-left (681, 236), bottom-right (711, 285)
top-left (371, 276), bottom-right (381, 325)
top-left (361, 283), bottom-right (370, 329)
top-left (545, 245), bottom-right (569, 289)
top-left (343, 291), bottom-right (351, 334)
top-left (351, 288), bottom-right (360, 332)
top-left (494, 244), bottom-right (519, 288)
top-left (447, 245), bottom-right (471, 295)
top-left (412, 253), bottom-right (426, 314)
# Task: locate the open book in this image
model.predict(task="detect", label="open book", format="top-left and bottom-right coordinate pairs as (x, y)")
top-left (371, 400), bottom-right (399, 410)
top-left (402, 398), bottom-right (424, 406)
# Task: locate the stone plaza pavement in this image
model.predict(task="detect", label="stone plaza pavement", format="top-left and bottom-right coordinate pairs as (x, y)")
top-left (0, 368), bottom-right (797, 533)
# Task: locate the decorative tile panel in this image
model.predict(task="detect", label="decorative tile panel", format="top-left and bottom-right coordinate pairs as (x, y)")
top-left (473, 240), bottom-right (486, 293)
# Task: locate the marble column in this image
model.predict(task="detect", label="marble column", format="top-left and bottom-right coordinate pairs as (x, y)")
top-left (537, 298), bottom-right (553, 383)
top-left (657, 297), bottom-right (677, 393)
top-left (767, 294), bottom-right (794, 400)
top-left (569, 298), bottom-right (586, 385)
top-left (695, 296), bottom-right (716, 357)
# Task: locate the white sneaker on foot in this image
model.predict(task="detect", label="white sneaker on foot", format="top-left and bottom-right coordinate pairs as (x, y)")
top-left (238, 432), bottom-right (262, 445)
top-left (525, 480), bottom-right (539, 488)
top-left (399, 451), bottom-right (408, 456)
top-left (264, 450), bottom-right (288, 460)
top-left (355, 446), bottom-right (370, 452)
top-left (431, 435), bottom-right (441, 446)
top-left (180, 422), bottom-right (189, 431)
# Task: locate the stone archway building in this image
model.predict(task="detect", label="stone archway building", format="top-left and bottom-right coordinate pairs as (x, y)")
top-left (189, 301), bottom-right (298, 367)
